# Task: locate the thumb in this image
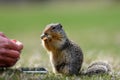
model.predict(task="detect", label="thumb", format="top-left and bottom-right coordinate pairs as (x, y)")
top-left (16, 41), bottom-right (23, 50)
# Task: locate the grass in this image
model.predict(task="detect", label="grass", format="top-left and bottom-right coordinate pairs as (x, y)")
top-left (0, 1), bottom-right (120, 80)
top-left (0, 69), bottom-right (120, 80)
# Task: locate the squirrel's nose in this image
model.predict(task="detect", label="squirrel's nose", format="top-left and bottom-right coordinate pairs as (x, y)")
top-left (40, 34), bottom-right (46, 39)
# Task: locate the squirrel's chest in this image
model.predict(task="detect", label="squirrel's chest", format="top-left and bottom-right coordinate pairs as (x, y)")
top-left (49, 51), bottom-right (67, 65)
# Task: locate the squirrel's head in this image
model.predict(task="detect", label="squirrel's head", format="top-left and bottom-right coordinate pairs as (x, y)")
top-left (41, 23), bottom-right (67, 42)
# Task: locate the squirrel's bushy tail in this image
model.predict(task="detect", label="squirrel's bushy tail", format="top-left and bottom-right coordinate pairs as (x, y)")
top-left (80, 61), bottom-right (112, 76)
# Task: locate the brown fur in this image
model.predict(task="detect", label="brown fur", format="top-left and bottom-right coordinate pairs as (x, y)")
top-left (41, 23), bottom-right (83, 75)
top-left (41, 23), bottom-right (112, 75)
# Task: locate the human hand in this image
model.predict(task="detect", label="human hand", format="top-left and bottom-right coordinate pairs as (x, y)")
top-left (0, 32), bottom-right (23, 67)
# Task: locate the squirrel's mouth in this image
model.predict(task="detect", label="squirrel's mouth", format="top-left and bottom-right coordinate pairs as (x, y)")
top-left (40, 33), bottom-right (51, 41)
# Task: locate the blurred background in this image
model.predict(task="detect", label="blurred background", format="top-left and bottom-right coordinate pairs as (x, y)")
top-left (0, 0), bottom-right (120, 72)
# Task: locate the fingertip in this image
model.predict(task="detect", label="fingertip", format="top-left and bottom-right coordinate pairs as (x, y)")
top-left (11, 40), bottom-right (23, 51)
top-left (16, 41), bottom-right (23, 50)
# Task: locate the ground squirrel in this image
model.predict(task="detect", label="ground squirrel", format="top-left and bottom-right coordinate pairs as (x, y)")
top-left (40, 23), bottom-right (111, 75)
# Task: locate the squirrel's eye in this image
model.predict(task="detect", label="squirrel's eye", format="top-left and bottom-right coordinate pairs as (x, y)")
top-left (44, 33), bottom-right (48, 35)
top-left (52, 27), bottom-right (56, 30)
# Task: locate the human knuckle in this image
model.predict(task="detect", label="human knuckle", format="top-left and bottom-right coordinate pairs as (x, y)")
top-left (0, 32), bottom-right (4, 35)
top-left (4, 41), bottom-right (9, 47)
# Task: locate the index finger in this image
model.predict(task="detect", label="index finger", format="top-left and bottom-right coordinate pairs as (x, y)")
top-left (6, 39), bottom-right (20, 51)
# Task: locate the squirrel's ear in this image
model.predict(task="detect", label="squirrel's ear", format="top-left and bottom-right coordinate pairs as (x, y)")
top-left (57, 23), bottom-right (62, 28)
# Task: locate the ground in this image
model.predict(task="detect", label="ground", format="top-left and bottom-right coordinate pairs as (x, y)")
top-left (0, 1), bottom-right (120, 80)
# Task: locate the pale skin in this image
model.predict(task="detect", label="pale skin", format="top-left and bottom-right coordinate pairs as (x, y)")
top-left (0, 32), bottom-right (23, 67)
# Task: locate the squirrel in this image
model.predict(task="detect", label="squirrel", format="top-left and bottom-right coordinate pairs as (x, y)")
top-left (40, 23), bottom-right (112, 75)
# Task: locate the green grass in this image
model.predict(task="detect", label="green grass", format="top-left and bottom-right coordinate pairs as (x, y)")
top-left (0, 2), bottom-right (120, 80)
top-left (0, 69), bottom-right (120, 80)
